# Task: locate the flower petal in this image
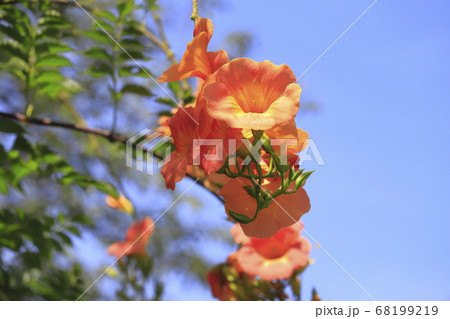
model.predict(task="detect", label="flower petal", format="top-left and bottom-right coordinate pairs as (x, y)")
top-left (161, 152), bottom-right (187, 190)
top-left (230, 223), bottom-right (251, 245)
top-left (272, 187), bottom-right (311, 229)
top-left (158, 32), bottom-right (210, 82)
top-left (193, 17), bottom-right (214, 42)
top-left (204, 58), bottom-right (300, 130)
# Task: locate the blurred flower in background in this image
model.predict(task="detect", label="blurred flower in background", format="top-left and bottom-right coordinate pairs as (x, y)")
top-left (106, 194), bottom-right (134, 215)
top-left (107, 217), bottom-right (154, 258)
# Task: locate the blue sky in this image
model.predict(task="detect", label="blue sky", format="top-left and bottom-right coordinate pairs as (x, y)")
top-left (153, 0), bottom-right (450, 300)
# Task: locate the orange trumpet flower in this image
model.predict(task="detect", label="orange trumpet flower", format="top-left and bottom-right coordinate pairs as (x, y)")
top-left (203, 58), bottom-right (301, 130)
top-left (230, 223), bottom-right (311, 281)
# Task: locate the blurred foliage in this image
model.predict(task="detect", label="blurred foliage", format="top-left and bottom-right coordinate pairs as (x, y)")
top-left (0, 123), bottom-right (118, 197)
top-left (0, 0), bottom-right (78, 112)
top-left (113, 256), bottom-right (163, 301)
top-left (0, 208), bottom-right (90, 300)
top-left (0, 0), bottom-right (254, 301)
top-left (222, 31), bottom-right (253, 60)
top-left (82, 0), bottom-right (154, 133)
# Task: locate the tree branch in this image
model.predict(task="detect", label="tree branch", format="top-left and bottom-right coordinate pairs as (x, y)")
top-left (0, 111), bottom-right (127, 143)
top-left (0, 111), bottom-right (224, 203)
top-left (138, 26), bottom-right (177, 66)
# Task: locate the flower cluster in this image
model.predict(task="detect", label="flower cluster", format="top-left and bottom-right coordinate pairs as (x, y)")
top-left (158, 18), bottom-right (312, 238)
top-left (206, 223), bottom-right (311, 301)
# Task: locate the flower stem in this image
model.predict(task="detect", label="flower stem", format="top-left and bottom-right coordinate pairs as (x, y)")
top-left (190, 0), bottom-right (199, 21)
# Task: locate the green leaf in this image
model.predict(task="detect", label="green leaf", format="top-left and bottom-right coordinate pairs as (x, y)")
top-left (38, 17), bottom-right (71, 29)
top-left (0, 119), bottom-right (25, 134)
top-left (11, 163), bottom-right (32, 185)
top-left (94, 20), bottom-right (115, 34)
top-left (120, 38), bottom-right (144, 49)
top-left (118, 50), bottom-right (144, 62)
top-left (59, 171), bottom-right (119, 198)
top-left (36, 145), bottom-right (61, 164)
top-left (42, 9), bottom-right (63, 18)
top-left (23, 252), bottom-right (43, 268)
top-left (34, 70), bottom-right (65, 85)
top-left (118, 65), bottom-right (149, 77)
top-left (295, 170), bottom-right (314, 189)
top-left (2, 57), bottom-right (29, 80)
top-left (51, 161), bottom-right (74, 174)
top-left (168, 80), bottom-right (179, 91)
top-left (183, 95), bottom-right (195, 105)
top-left (38, 83), bottom-right (66, 98)
top-left (0, 24), bottom-right (24, 43)
top-left (84, 47), bottom-right (112, 62)
top-left (93, 10), bottom-right (118, 23)
top-left (121, 83), bottom-right (152, 96)
top-left (158, 111), bottom-right (174, 117)
top-left (0, 145), bottom-right (7, 164)
top-left (117, 0), bottom-right (134, 18)
top-left (59, 172), bottom-right (82, 185)
top-left (36, 42), bottom-right (72, 54)
top-left (86, 61), bottom-right (113, 77)
top-left (153, 141), bottom-right (174, 156)
top-left (1, 9), bottom-right (32, 34)
top-left (35, 55), bottom-right (72, 68)
top-left (156, 97), bottom-right (177, 108)
top-left (0, 159), bottom-right (8, 194)
top-left (49, 238), bottom-right (64, 252)
top-left (227, 209), bottom-right (254, 224)
top-left (0, 174), bottom-right (8, 194)
top-left (8, 68), bottom-right (26, 82)
top-left (37, 27), bottom-right (69, 40)
top-left (291, 276), bottom-right (301, 300)
top-left (121, 25), bottom-right (142, 37)
top-left (89, 181), bottom-right (119, 198)
top-left (243, 185), bottom-right (257, 198)
top-left (57, 232), bottom-right (72, 246)
top-left (0, 41), bottom-right (27, 61)
top-left (82, 30), bottom-right (115, 45)
top-left (147, 0), bottom-right (159, 10)
top-left (70, 213), bottom-right (92, 226)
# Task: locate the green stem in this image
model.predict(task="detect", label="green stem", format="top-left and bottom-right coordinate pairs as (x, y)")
top-left (190, 0), bottom-right (199, 21)
top-left (25, 26), bottom-right (36, 118)
top-left (111, 21), bottom-right (123, 134)
top-left (111, 88), bottom-right (119, 135)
